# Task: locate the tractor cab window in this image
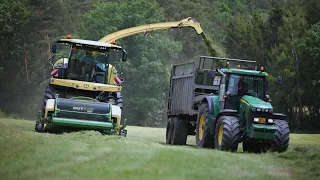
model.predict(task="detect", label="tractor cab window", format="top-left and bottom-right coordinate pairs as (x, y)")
top-left (227, 74), bottom-right (265, 99)
top-left (226, 74), bottom-right (265, 110)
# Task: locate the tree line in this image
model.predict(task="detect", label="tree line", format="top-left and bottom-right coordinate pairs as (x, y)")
top-left (0, 0), bottom-right (319, 132)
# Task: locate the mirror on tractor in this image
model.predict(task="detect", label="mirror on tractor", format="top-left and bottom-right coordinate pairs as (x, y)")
top-left (277, 76), bottom-right (283, 85)
top-left (265, 94), bottom-right (271, 102)
top-left (51, 44), bottom-right (57, 53)
top-left (122, 50), bottom-right (127, 62)
top-left (225, 90), bottom-right (231, 98)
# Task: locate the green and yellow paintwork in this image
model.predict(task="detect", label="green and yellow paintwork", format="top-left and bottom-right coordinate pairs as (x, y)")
top-left (50, 78), bottom-right (121, 92)
top-left (247, 124), bottom-right (277, 139)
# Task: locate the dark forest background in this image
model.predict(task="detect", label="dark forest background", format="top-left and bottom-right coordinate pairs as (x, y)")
top-left (0, 0), bottom-right (319, 132)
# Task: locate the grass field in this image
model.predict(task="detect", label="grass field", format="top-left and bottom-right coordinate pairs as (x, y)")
top-left (0, 118), bottom-right (319, 180)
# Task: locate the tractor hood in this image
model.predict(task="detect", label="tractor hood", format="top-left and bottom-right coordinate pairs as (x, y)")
top-left (241, 95), bottom-right (273, 111)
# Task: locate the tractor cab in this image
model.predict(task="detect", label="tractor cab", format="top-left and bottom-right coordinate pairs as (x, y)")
top-left (222, 69), bottom-right (268, 111)
top-left (196, 56), bottom-right (270, 111)
top-left (49, 38), bottom-right (127, 85)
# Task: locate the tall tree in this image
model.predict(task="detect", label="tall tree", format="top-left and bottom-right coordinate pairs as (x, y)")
top-left (0, 0), bottom-right (30, 114)
top-left (268, 0), bottom-right (307, 129)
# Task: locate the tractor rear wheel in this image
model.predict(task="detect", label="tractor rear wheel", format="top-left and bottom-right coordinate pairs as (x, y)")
top-left (196, 102), bottom-right (214, 148)
top-left (166, 117), bottom-right (174, 144)
top-left (214, 116), bottom-right (240, 152)
top-left (272, 120), bottom-right (290, 152)
top-left (171, 116), bottom-right (188, 145)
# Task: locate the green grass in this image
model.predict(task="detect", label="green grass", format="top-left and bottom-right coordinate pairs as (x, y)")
top-left (0, 118), bottom-right (320, 180)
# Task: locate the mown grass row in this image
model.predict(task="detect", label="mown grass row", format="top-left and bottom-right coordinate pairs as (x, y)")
top-left (0, 118), bottom-right (319, 180)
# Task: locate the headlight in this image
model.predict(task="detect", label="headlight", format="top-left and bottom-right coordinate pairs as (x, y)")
top-left (257, 108), bottom-right (261, 112)
top-left (254, 118), bottom-right (267, 123)
top-left (268, 119), bottom-right (274, 123)
top-left (251, 107), bottom-right (257, 111)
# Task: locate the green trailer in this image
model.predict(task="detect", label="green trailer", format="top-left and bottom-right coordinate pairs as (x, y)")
top-left (166, 56), bottom-right (289, 152)
top-left (35, 38), bottom-right (127, 136)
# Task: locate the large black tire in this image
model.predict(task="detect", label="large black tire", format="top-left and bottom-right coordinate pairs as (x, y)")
top-left (272, 120), bottom-right (290, 152)
top-left (171, 116), bottom-right (188, 145)
top-left (196, 103), bottom-right (214, 148)
top-left (41, 85), bottom-right (55, 116)
top-left (35, 85), bottom-right (55, 132)
top-left (166, 117), bottom-right (174, 144)
top-left (214, 116), bottom-right (240, 152)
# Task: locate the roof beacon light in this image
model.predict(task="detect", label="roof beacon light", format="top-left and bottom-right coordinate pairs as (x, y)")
top-left (67, 35), bottom-right (72, 39)
top-left (260, 66), bottom-right (265, 71)
top-left (237, 65), bottom-right (241, 69)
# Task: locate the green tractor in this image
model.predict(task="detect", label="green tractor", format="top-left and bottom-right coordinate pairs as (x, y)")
top-left (35, 37), bottom-right (128, 136)
top-left (166, 56), bottom-right (289, 152)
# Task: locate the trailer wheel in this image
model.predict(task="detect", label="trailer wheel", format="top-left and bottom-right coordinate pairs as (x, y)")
top-left (215, 116), bottom-right (240, 152)
top-left (166, 117), bottom-right (174, 144)
top-left (272, 120), bottom-right (290, 152)
top-left (196, 102), bottom-right (214, 148)
top-left (171, 116), bottom-right (188, 145)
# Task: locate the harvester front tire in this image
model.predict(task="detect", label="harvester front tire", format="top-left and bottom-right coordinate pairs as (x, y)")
top-left (41, 85), bottom-right (55, 115)
top-left (166, 117), bottom-right (174, 144)
top-left (215, 116), bottom-right (240, 152)
top-left (272, 120), bottom-right (290, 152)
top-left (196, 102), bottom-right (214, 148)
top-left (171, 117), bottom-right (188, 145)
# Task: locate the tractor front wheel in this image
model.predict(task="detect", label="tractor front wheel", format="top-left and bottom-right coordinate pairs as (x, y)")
top-left (272, 120), bottom-right (290, 152)
top-left (171, 116), bottom-right (188, 145)
top-left (214, 116), bottom-right (240, 152)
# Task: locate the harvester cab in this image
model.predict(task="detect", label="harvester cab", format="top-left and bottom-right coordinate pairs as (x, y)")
top-left (50, 38), bottom-right (126, 86)
top-left (35, 38), bottom-right (128, 136)
top-left (166, 56), bottom-right (289, 153)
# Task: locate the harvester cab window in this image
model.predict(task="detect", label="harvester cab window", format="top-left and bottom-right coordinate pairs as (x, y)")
top-left (67, 47), bottom-right (123, 84)
top-left (52, 43), bottom-right (71, 68)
